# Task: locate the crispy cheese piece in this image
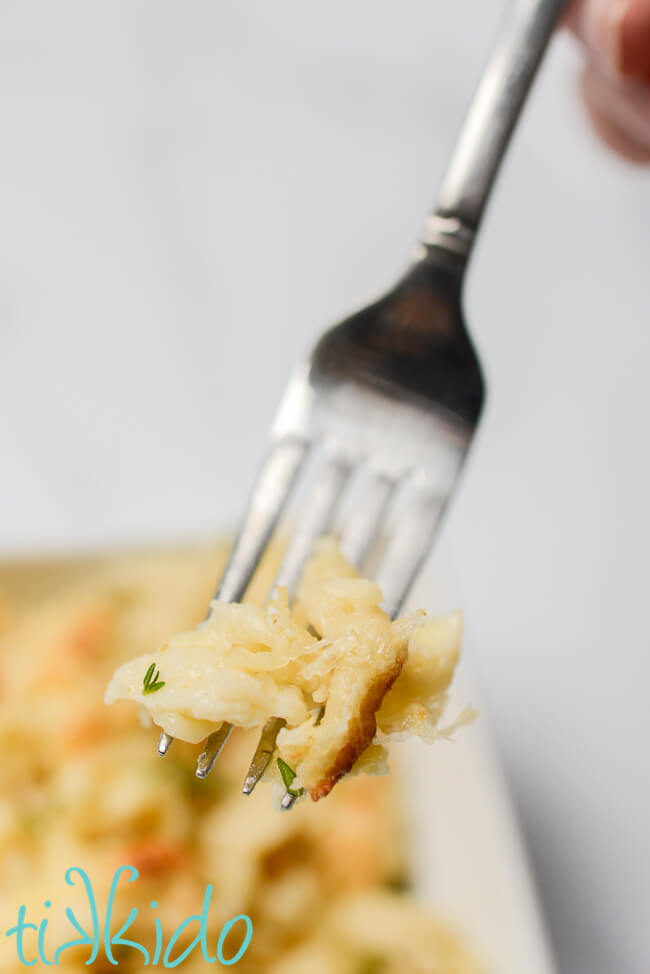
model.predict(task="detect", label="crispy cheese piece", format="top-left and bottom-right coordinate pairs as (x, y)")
top-left (106, 537), bottom-right (467, 801)
top-left (276, 615), bottom-right (409, 799)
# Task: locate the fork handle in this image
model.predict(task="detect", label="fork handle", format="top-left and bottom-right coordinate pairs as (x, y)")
top-left (423, 0), bottom-right (568, 260)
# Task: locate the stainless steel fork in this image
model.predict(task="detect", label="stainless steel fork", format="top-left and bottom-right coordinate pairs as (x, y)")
top-left (158, 0), bottom-right (568, 803)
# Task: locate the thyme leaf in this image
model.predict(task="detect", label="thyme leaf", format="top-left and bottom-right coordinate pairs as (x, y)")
top-left (277, 757), bottom-right (304, 798)
top-left (142, 662), bottom-right (165, 695)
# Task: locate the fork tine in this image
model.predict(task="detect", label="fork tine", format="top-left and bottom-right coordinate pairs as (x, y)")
top-left (339, 470), bottom-right (397, 569)
top-left (376, 479), bottom-right (447, 620)
top-left (254, 478), bottom-right (446, 805)
top-left (242, 452), bottom-right (353, 795)
top-left (274, 471), bottom-right (399, 809)
top-left (242, 717), bottom-right (286, 794)
top-left (158, 731), bottom-right (174, 756)
top-left (215, 437), bottom-right (309, 605)
top-left (196, 723), bottom-right (233, 778)
top-left (277, 477), bottom-right (439, 808)
top-left (280, 791), bottom-right (298, 811)
top-left (271, 452), bottom-right (353, 600)
top-left (156, 439), bottom-right (306, 761)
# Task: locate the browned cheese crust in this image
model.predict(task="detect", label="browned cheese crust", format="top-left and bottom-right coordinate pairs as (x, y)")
top-left (309, 643), bottom-right (407, 800)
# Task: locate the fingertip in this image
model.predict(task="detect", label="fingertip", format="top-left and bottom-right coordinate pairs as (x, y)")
top-left (581, 63), bottom-right (650, 162)
top-left (570, 0), bottom-right (650, 81)
top-left (619, 0), bottom-right (650, 81)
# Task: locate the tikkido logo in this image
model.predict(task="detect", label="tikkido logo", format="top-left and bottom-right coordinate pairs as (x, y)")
top-left (4, 865), bottom-right (253, 967)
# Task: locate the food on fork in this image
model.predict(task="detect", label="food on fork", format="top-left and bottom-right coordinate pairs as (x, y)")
top-left (106, 537), bottom-right (471, 803)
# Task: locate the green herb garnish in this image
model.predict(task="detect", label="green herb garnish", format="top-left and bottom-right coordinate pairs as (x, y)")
top-left (142, 661), bottom-right (165, 695)
top-left (384, 873), bottom-right (412, 893)
top-left (277, 757), bottom-right (304, 798)
top-left (358, 955), bottom-right (387, 974)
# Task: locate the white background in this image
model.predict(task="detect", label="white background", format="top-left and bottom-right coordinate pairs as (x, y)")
top-left (1, 2), bottom-right (648, 971)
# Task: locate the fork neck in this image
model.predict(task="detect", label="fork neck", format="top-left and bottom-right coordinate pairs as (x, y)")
top-left (421, 0), bottom-right (568, 266)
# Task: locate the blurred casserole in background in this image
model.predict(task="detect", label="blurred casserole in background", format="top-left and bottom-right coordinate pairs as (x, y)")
top-left (0, 544), bottom-right (480, 974)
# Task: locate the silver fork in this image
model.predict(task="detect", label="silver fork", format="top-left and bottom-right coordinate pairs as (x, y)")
top-left (158, 0), bottom-right (567, 804)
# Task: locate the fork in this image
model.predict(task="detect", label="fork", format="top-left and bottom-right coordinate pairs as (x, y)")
top-left (158, 0), bottom-right (567, 805)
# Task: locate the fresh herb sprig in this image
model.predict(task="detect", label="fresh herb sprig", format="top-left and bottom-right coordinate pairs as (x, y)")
top-left (142, 661), bottom-right (165, 695)
top-left (277, 757), bottom-right (304, 799)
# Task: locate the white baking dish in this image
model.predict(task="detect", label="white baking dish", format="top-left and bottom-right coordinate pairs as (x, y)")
top-left (403, 553), bottom-right (558, 974)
